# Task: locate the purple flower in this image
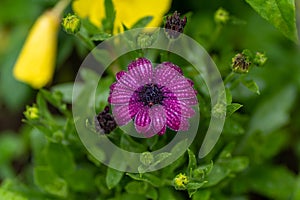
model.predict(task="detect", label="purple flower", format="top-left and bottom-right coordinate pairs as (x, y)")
top-left (108, 58), bottom-right (198, 137)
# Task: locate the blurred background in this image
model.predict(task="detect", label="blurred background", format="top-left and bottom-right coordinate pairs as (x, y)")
top-left (0, 0), bottom-right (299, 199)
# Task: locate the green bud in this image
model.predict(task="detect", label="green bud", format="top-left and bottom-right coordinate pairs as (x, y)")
top-left (53, 130), bottom-right (64, 142)
top-left (24, 104), bottom-right (39, 120)
top-left (253, 52), bottom-right (267, 66)
top-left (232, 53), bottom-right (251, 74)
top-left (173, 173), bottom-right (189, 190)
top-left (137, 33), bottom-right (153, 49)
top-left (214, 8), bottom-right (229, 24)
top-left (212, 102), bottom-right (226, 118)
top-left (140, 152), bottom-right (154, 166)
top-left (62, 14), bottom-right (81, 34)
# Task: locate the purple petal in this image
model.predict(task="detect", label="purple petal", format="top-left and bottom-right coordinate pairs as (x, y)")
top-left (157, 125), bottom-right (166, 135)
top-left (117, 71), bottom-right (140, 91)
top-left (165, 104), bottom-right (191, 131)
top-left (163, 99), bottom-right (195, 118)
top-left (109, 89), bottom-right (132, 104)
top-left (154, 63), bottom-right (181, 86)
top-left (134, 107), bottom-right (151, 133)
top-left (181, 98), bottom-right (198, 106)
top-left (112, 104), bottom-right (132, 126)
top-left (129, 92), bottom-right (143, 118)
top-left (128, 58), bottom-right (153, 85)
top-left (161, 62), bottom-right (183, 74)
top-left (149, 105), bottom-right (166, 134)
top-left (116, 71), bottom-right (126, 80)
top-left (109, 82), bottom-right (117, 93)
top-left (165, 106), bottom-right (181, 131)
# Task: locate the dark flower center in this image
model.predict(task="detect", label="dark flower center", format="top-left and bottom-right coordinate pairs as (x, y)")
top-left (137, 84), bottom-right (165, 107)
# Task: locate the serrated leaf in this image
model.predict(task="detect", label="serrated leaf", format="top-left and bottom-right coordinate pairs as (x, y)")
top-left (226, 103), bottom-right (243, 117)
top-left (34, 166), bottom-right (68, 198)
top-left (131, 16), bottom-right (153, 29)
top-left (245, 0), bottom-right (298, 42)
top-left (241, 79), bottom-right (260, 95)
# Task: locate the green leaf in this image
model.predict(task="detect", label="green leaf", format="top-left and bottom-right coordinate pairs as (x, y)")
top-left (186, 182), bottom-right (206, 190)
top-left (131, 16), bottom-right (153, 29)
top-left (187, 149), bottom-right (197, 174)
top-left (0, 132), bottom-right (25, 165)
top-left (65, 167), bottom-right (97, 192)
top-left (45, 142), bottom-right (75, 177)
top-left (158, 187), bottom-right (185, 200)
top-left (52, 83), bottom-right (75, 104)
top-left (145, 186), bottom-right (158, 200)
top-left (241, 79), bottom-right (260, 94)
top-left (225, 88), bottom-right (232, 104)
top-left (245, 0), bottom-right (298, 42)
top-left (218, 156), bottom-right (249, 173)
top-left (90, 33), bottom-right (112, 41)
top-left (125, 181), bottom-right (148, 194)
top-left (223, 118), bottom-right (245, 135)
top-left (203, 165), bottom-right (230, 187)
top-left (232, 165), bottom-right (296, 199)
top-left (126, 173), bottom-right (162, 187)
top-left (34, 166), bottom-right (68, 198)
top-left (0, 187), bottom-right (27, 200)
top-left (192, 190), bottom-right (211, 200)
top-left (248, 85), bottom-right (296, 134)
top-left (106, 168), bottom-right (124, 189)
top-left (192, 161), bottom-right (213, 179)
top-left (292, 175), bottom-right (300, 200)
top-left (102, 0), bottom-right (116, 33)
top-left (226, 103), bottom-right (243, 117)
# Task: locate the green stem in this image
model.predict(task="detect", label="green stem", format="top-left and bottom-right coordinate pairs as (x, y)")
top-left (223, 72), bottom-right (235, 85)
top-left (76, 32), bottom-right (95, 50)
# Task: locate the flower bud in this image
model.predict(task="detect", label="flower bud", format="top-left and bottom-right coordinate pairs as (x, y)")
top-left (140, 152), bottom-right (154, 166)
top-left (137, 33), bottom-right (153, 49)
top-left (212, 102), bottom-right (226, 119)
top-left (62, 14), bottom-right (81, 34)
top-left (232, 53), bottom-right (251, 74)
top-left (13, 10), bottom-right (60, 89)
top-left (24, 104), bottom-right (39, 120)
top-left (173, 173), bottom-right (189, 190)
top-left (95, 106), bottom-right (117, 134)
top-left (164, 11), bottom-right (187, 39)
top-left (214, 8), bottom-right (229, 24)
top-left (253, 52), bottom-right (267, 66)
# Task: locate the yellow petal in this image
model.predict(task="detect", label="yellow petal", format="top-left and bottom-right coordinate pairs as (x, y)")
top-left (72, 0), bottom-right (105, 27)
top-left (113, 0), bottom-right (171, 32)
top-left (13, 11), bottom-right (60, 89)
top-left (72, 0), bottom-right (172, 33)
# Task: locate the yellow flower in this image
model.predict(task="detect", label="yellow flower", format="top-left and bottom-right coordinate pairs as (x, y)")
top-left (72, 0), bottom-right (172, 33)
top-left (13, 11), bottom-right (59, 89)
top-left (13, 0), bottom-right (70, 89)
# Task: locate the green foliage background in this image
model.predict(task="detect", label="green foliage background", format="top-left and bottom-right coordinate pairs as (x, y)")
top-left (0, 0), bottom-right (300, 199)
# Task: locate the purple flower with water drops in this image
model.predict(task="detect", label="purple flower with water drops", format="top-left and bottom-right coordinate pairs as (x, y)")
top-left (108, 58), bottom-right (198, 137)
